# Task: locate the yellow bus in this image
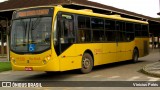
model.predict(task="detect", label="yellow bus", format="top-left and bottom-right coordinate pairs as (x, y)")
top-left (10, 6), bottom-right (149, 73)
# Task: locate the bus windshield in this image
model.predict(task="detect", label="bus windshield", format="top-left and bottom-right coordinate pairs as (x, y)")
top-left (10, 17), bottom-right (52, 53)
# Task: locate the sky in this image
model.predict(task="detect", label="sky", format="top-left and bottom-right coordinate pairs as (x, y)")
top-left (89, 0), bottom-right (159, 18)
top-left (0, 0), bottom-right (6, 2)
top-left (0, 0), bottom-right (159, 18)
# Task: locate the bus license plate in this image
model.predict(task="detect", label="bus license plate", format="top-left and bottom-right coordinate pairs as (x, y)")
top-left (25, 67), bottom-right (33, 71)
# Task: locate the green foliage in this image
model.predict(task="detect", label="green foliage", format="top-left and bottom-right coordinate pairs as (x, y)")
top-left (0, 62), bottom-right (11, 72)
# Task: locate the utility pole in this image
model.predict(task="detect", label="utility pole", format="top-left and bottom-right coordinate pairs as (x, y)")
top-left (157, 0), bottom-right (160, 49)
top-left (158, 0), bottom-right (160, 15)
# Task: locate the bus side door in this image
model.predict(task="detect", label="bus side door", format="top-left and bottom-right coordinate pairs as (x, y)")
top-left (56, 13), bottom-right (76, 55)
top-left (57, 13), bottom-right (80, 71)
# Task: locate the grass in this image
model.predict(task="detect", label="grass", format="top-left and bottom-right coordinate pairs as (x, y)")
top-left (0, 62), bottom-right (12, 72)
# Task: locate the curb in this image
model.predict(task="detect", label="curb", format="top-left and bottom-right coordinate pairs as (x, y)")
top-left (142, 62), bottom-right (160, 77)
top-left (0, 61), bottom-right (10, 63)
top-left (0, 58), bottom-right (9, 62)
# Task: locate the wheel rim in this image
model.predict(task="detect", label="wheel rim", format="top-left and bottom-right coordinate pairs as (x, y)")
top-left (83, 58), bottom-right (91, 69)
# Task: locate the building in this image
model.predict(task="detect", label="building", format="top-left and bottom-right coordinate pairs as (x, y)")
top-left (0, 0), bottom-right (160, 58)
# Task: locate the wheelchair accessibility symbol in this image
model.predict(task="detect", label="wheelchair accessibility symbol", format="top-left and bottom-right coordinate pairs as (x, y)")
top-left (29, 44), bottom-right (35, 52)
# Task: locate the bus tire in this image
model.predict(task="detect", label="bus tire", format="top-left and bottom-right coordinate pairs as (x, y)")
top-left (132, 49), bottom-right (139, 63)
top-left (80, 53), bottom-right (93, 74)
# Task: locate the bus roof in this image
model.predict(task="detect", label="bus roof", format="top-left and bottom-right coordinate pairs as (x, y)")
top-left (15, 5), bottom-right (148, 24)
top-left (56, 6), bottom-right (148, 24)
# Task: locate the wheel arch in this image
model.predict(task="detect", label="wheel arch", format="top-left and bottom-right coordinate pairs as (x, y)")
top-left (134, 47), bottom-right (139, 57)
top-left (83, 49), bottom-right (94, 65)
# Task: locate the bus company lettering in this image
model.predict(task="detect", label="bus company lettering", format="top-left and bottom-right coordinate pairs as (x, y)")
top-left (29, 57), bottom-right (41, 60)
top-left (94, 49), bottom-right (102, 53)
top-left (135, 40), bottom-right (139, 44)
top-left (16, 57), bottom-right (25, 61)
top-left (16, 57), bottom-right (41, 61)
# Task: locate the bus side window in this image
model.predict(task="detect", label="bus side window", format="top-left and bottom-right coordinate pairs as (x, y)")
top-left (91, 18), bottom-right (104, 42)
top-left (126, 23), bottom-right (134, 41)
top-left (142, 25), bottom-right (149, 37)
top-left (105, 19), bottom-right (116, 41)
top-left (135, 24), bottom-right (142, 37)
top-left (78, 16), bottom-right (91, 43)
top-left (116, 21), bottom-right (126, 41)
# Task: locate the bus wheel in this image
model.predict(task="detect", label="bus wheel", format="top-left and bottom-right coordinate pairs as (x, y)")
top-left (132, 49), bottom-right (139, 63)
top-left (80, 53), bottom-right (93, 74)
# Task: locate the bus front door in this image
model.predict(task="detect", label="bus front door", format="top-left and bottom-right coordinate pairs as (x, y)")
top-left (59, 14), bottom-right (75, 54)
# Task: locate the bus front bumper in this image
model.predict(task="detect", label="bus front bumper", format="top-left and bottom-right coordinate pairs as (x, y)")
top-left (11, 60), bottom-right (60, 72)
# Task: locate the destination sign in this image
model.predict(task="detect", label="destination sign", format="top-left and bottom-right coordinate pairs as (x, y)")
top-left (13, 8), bottom-right (53, 19)
top-left (18, 9), bottom-right (49, 17)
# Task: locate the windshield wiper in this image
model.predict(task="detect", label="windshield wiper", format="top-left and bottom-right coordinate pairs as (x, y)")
top-left (20, 19), bottom-right (27, 33)
top-left (19, 19), bottom-right (28, 45)
top-left (31, 17), bottom-right (41, 30)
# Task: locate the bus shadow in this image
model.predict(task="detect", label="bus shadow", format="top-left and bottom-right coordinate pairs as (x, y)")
top-left (19, 71), bottom-right (76, 81)
top-left (92, 60), bottom-right (145, 71)
top-left (18, 60), bottom-right (146, 81)
top-left (18, 70), bottom-right (84, 81)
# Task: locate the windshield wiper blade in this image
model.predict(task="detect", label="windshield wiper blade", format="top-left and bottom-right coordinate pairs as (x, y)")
top-left (31, 17), bottom-right (41, 30)
top-left (20, 19), bottom-right (27, 32)
top-left (19, 19), bottom-right (28, 43)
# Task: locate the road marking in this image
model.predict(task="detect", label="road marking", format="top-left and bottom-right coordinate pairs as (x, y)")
top-left (147, 77), bottom-right (159, 81)
top-left (35, 87), bottom-right (42, 90)
top-left (43, 88), bottom-right (51, 90)
top-left (126, 76), bottom-right (140, 81)
top-left (76, 87), bottom-right (84, 89)
top-left (63, 87), bottom-right (71, 90)
top-left (108, 76), bottom-right (120, 79)
top-left (92, 75), bottom-right (102, 78)
top-left (100, 76), bottom-right (120, 81)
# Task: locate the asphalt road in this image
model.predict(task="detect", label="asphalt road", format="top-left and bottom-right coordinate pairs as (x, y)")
top-left (0, 49), bottom-right (160, 90)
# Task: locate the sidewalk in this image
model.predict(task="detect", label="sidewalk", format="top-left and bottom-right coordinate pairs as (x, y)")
top-left (142, 49), bottom-right (160, 77)
top-left (142, 62), bottom-right (160, 77)
top-left (0, 57), bottom-right (9, 62)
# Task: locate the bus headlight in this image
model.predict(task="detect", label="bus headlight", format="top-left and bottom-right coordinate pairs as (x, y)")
top-left (13, 60), bottom-right (16, 64)
top-left (43, 55), bottom-right (51, 64)
top-left (45, 55), bottom-right (51, 61)
top-left (42, 60), bottom-right (47, 64)
top-left (11, 57), bottom-right (16, 64)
